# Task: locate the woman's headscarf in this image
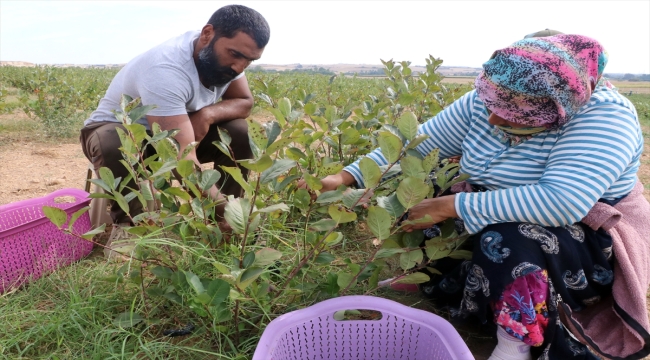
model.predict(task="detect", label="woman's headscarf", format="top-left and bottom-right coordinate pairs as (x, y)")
top-left (475, 34), bottom-right (608, 128)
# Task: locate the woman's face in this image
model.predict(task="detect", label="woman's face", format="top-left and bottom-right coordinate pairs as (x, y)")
top-left (487, 112), bottom-right (529, 128)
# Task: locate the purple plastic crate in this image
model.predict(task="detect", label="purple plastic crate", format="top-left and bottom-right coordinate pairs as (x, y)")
top-left (0, 188), bottom-right (93, 293)
top-left (253, 295), bottom-right (474, 360)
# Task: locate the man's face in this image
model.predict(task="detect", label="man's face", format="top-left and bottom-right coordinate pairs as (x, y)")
top-left (196, 31), bottom-right (264, 88)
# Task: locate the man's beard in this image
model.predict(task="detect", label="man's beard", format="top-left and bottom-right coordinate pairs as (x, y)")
top-left (196, 38), bottom-right (239, 88)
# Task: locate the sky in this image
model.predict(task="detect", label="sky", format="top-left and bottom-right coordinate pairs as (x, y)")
top-left (1, 0), bottom-right (649, 74)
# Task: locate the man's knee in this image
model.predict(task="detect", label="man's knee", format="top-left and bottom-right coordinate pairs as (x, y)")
top-left (81, 122), bottom-right (126, 172)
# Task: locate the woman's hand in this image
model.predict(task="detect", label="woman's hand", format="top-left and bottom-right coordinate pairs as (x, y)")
top-left (402, 195), bottom-right (458, 232)
top-left (296, 172), bottom-right (357, 198)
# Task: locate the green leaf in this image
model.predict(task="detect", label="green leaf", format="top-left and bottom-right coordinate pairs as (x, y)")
top-left (449, 250), bottom-right (473, 260)
top-left (163, 187), bottom-right (191, 201)
top-left (302, 171), bottom-right (323, 192)
top-left (422, 148), bottom-right (440, 174)
top-left (315, 252), bottom-right (336, 264)
top-left (260, 159), bottom-right (297, 184)
top-left (128, 104), bottom-right (156, 123)
top-left (278, 97), bottom-right (292, 118)
top-left (81, 224), bottom-right (106, 240)
top-left (254, 203), bottom-right (290, 214)
top-left (287, 147), bottom-right (307, 160)
top-left (220, 166), bottom-right (253, 193)
top-left (180, 142), bottom-right (198, 160)
top-left (238, 267), bottom-right (264, 289)
top-left (394, 272), bottom-right (430, 284)
top-left (264, 121), bottom-right (282, 147)
top-left (113, 312), bottom-right (144, 328)
top-left (190, 198), bottom-right (205, 219)
top-left (328, 205), bottom-right (357, 224)
top-left (217, 127), bottom-right (231, 146)
top-left (224, 198), bottom-right (260, 234)
top-left (396, 177), bottom-right (429, 209)
top-left (324, 232), bottom-right (343, 245)
top-left (406, 134), bottom-right (429, 150)
top-left (336, 271), bottom-right (356, 289)
top-left (401, 156), bottom-right (426, 180)
top-left (239, 154), bottom-right (273, 172)
top-left (318, 162), bottom-right (344, 177)
top-left (309, 218), bottom-right (337, 232)
top-left (213, 262), bottom-right (231, 275)
top-left (253, 248), bottom-right (283, 267)
top-left (341, 128), bottom-right (360, 145)
top-left (198, 169), bottom-right (221, 191)
top-left (67, 206), bottom-right (89, 230)
top-left (268, 108), bottom-right (286, 127)
top-left (248, 119), bottom-right (268, 151)
top-left (139, 181), bottom-right (154, 201)
top-left (175, 159), bottom-right (194, 178)
top-left (316, 189), bottom-right (344, 204)
top-left (403, 230), bottom-right (424, 248)
top-left (151, 161), bottom-right (177, 178)
top-left (212, 141), bottom-right (233, 161)
top-left (88, 179), bottom-right (112, 194)
top-left (267, 137), bottom-right (293, 155)
top-left (359, 157), bottom-right (381, 188)
top-left (397, 111), bottom-right (419, 141)
top-left (98, 167), bottom-right (116, 191)
top-left (185, 271), bottom-right (205, 295)
top-left (425, 240), bottom-right (453, 260)
top-left (375, 248), bottom-right (406, 259)
top-left (400, 250), bottom-right (423, 270)
top-left (367, 206), bottom-right (392, 240)
top-left (292, 188), bottom-right (311, 211)
top-left (377, 194), bottom-right (405, 218)
top-left (342, 189), bottom-right (367, 209)
top-left (206, 279), bottom-right (230, 306)
top-left (43, 206), bottom-right (67, 228)
top-left (151, 266), bottom-right (173, 280)
top-left (242, 252), bottom-right (256, 268)
top-left (377, 131), bottom-right (403, 163)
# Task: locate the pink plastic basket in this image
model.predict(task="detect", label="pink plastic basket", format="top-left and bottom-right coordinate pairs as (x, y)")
top-left (253, 295), bottom-right (474, 360)
top-left (0, 188), bottom-right (94, 293)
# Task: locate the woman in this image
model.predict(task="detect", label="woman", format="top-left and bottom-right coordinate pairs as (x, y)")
top-left (314, 35), bottom-right (650, 359)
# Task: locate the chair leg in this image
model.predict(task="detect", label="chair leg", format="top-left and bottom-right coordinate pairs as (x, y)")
top-left (86, 164), bottom-right (112, 228)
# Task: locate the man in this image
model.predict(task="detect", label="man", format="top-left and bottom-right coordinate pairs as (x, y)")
top-left (80, 5), bottom-right (269, 244)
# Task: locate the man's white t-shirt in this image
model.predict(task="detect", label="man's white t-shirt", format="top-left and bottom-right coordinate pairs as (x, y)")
top-left (84, 30), bottom-right (244, 128)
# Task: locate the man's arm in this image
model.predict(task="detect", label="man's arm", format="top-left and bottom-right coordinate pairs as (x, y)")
top-left (190, 76), bottom-right (254, 141)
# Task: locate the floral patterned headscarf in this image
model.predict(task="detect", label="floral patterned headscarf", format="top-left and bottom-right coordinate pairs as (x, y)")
top-left (475, 34), bottom-right (608, 128)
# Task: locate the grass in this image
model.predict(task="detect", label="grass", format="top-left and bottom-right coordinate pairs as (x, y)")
top-left (2, 91), bottom-right (650, 360)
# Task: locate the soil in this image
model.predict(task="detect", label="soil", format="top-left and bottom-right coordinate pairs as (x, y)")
top-left (0, 141), bottom-right (88, 205)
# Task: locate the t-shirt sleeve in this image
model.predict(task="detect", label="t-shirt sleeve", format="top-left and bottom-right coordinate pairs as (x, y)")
top-left (135, 64), bottom-right (193, 117)
top-left (455, 99), bottom-right (641, 234)
top-left (343, 91), bottom-right (475, 187)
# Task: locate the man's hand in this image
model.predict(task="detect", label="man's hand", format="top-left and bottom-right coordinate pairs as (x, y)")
top-left (188, 108), bottom-right (212, 142)
top-left (401, 195), bottom-right (458, 232)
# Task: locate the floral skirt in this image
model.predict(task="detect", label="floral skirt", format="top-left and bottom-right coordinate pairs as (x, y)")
top-left (426, 221), bottom-right (614, 359)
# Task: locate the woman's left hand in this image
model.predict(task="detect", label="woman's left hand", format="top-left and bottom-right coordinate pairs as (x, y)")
top-left (402, 195), bottom-right (458, 232)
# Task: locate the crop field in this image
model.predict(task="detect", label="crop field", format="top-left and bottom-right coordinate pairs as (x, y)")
top-left (1, 62), bottom-right (650, 360)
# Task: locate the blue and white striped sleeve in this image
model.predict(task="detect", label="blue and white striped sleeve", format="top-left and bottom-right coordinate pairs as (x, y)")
top-left (456, 99), bottom-right (641, 234)
top-left (343, 91), bottom-right (476, 187)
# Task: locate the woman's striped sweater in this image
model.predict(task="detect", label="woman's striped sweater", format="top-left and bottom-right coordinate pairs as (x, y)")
top-left (343, 87), bottom-right (642, 234)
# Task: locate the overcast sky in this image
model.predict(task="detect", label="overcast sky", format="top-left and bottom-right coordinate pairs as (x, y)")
top-left (1, 1), bottom-right (649, 74)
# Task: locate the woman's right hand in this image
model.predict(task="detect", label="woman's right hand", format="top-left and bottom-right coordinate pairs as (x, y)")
top-left (296, 172), bottom-right (357, 198)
